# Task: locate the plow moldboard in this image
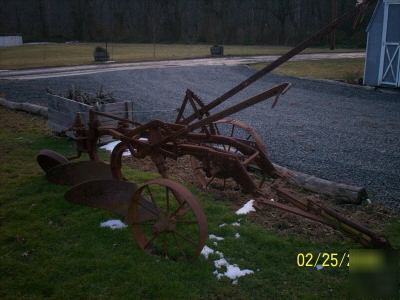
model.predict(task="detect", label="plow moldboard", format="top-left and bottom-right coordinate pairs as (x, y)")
top-left (46, 160), bottom-right (113, 186)
top-left (65, 179), bottom-right (159, 222)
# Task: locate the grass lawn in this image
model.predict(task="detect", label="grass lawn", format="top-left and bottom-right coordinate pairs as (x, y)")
top-left (0, 43), bottom-right (363, 70)
top-left (251, 58), bottom-right (365, 82)
top-left (0, 107), bottom-right (398, 299)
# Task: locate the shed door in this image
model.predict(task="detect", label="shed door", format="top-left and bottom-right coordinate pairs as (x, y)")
top-left (379, 2), bottom-right (400, 87)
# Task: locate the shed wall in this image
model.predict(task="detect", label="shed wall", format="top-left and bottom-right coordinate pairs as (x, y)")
top-left (364, 1), bottom-right (384, 86)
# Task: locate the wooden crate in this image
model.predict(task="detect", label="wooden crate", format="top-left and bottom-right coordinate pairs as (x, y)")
top-left (48, 94), bottom-right (134, 139)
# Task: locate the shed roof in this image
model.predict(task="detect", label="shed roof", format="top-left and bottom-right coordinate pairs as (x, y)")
top-left (366, 0), bottom-right (400, 32)
top-left (366, 0), bottom-right (382, 32)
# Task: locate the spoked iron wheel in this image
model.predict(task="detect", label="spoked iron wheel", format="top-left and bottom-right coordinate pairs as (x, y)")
top-left (191, 118), bottom-right (269, 191)
top-left (127, 178), bottom-right (207, 260)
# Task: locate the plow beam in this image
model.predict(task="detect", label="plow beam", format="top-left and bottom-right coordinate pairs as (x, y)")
top-left (272, 186), bottom-right (391, 249)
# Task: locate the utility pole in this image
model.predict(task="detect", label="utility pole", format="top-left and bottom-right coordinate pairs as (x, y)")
top-left (330, 0), bottom-right (337, 50)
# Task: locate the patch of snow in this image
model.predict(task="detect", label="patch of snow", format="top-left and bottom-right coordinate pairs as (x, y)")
top-left (100, 141), bottom-right (131, 156)
top-left (214, 258), bottom-right (229, 269)
top-left (235, 233), bottom-right (240, 239)
top-left (205, 248), bottom-right (253, 284)
top-left (231, 222), bottom-right (240, 227)
top-left (316, 264), bottom-right (324, 271)
top-left (219, 223), bottom-right (227, 228)
top-left (366, 198), bottom-right (372, 204)
top-left (209, 234), bottom-right (224, 241)
top-left (213, 242), bottom-right (218, 246)
top-left (201, 245), bottom-right (214, 259)
top-left (235, 200), bottom-right (256, 215)
top-left (215, 251), bottom-right (224, 258)
top-left (270, 198), bottom-right (275, 202)
top-left (214, 257), bottom-right (254, 283)
top-left (100, 219), bottom-right (127, 230)
top-left (224, 264), bottom-right (254, 280)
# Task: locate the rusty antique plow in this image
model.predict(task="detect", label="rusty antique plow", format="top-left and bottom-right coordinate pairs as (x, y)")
top-left (37, 0), bottom-right (391, 259)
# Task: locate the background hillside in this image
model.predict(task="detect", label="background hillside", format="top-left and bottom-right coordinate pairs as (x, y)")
top-left (0, 0), bottom-right (372, 47)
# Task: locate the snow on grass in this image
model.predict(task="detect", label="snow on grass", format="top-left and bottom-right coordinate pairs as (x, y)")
top-left (231, 222), bottom-right (240, 227)
top-left (202, 243), bottom-right (254, 284)
top-left (235, 233), bottom-right (240, 239)
top-left (100, 138), bottom-right (148, 156)
top-left (215, 251), bottom-right (224, 258)
top-left (219, 223), bottom-right (227, 228)
top-left (100, 141), bottom-right (130, 156)
top-left (209, 234), bottom-right (224, 241)
top-left (100, 219), bottom-right (127, 230)
top-left (214, 257), bottom-right (229, 269)
top-left (235, 199), bottom-right (256, 215)
top-left (200, 245), bottom-right (214, 259)
top-left (214, 257), bottom-right (254, 283)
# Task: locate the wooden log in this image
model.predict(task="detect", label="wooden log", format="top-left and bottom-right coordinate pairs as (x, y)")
top-left (0, 97), bottom-right (48, 117)
top-left (273, 163), bottom-right (367, 205)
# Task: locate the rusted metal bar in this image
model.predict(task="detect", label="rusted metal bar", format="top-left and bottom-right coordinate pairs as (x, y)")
top-left (274, 186), bottom-right (391, 248)
top-left (188, 83), bottom-right (290, 131)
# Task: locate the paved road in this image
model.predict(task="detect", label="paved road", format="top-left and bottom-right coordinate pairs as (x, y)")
top-left (0, 64), bottom-right (399, 207)
top-left (0, 52), bottom-right (364, 80)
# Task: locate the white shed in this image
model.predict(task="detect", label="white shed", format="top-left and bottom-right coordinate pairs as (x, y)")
top-left (364, 0), bottom-right (400, 87)
top-left (0, 35), bottom-right (23, 48)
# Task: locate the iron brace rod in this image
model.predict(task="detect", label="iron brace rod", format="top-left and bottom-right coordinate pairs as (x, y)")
top-left (188, 83), bottom-right (290, 132)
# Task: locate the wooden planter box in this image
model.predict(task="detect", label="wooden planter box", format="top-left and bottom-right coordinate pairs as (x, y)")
top-left (48, 94), bottom-right (134, 139)
top-left (94, 51), bottom-right (109, 62)
top-left (210, 45), bottom-right (224, 56)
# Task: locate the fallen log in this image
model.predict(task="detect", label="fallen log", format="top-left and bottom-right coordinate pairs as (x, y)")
top-left (0, 98), bottom-right (48, 118)
top-left (273, 163), bottom-right (367, 205)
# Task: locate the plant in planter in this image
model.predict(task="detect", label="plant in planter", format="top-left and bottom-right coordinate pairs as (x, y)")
top-left (210, 45), bottom-right (224, 56)
top-left (93, 46), bottom-right (110, 62)
top-left (46, 86), bottom-right (131, 137)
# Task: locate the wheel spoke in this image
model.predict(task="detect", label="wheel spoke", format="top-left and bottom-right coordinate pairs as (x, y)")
top-left (145, 185), bottom-right (157, 208)
top-left (163, 234), bottom-right (168, 257)
top-left (176, 219), bottom-right (198, 225)
top-left (206, 175), bottom-right (216, 188)
top-left (174, 231), bottom-right (197, 247)
top-left (166, 187), bottom-right (170, 213)
top-left (171, 201), bottom-right (186, 218)
top-left (172, 232), bottom-right (188, 259)
top-left (144, 233), bottom-right (158, 249)
top-left (138, 200), bottom-right (159, 216)
top-left (230, 124), bottom-right (236, 137)
top-left (131, 220), bottom-right (156, 226)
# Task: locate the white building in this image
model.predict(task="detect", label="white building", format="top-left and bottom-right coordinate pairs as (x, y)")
top-left (0, 35), bottom-right (23, 48)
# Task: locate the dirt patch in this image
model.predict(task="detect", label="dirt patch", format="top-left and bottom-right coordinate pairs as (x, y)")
top-left (122, 154), bottom-right (397, 245)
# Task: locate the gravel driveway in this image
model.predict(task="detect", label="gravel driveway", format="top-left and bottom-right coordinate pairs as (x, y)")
top-left (0, 65), bottom-right (399, 206)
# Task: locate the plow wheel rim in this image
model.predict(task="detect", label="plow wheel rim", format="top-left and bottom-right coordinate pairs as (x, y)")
top-left (37, 149), bottom-right (69, 173)
top-left (213, 118), bottom-right (266, 152)
top-left (128, 178), bottom-right (207, 260)
top-left (191, 118), bottom-right (268, 190)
